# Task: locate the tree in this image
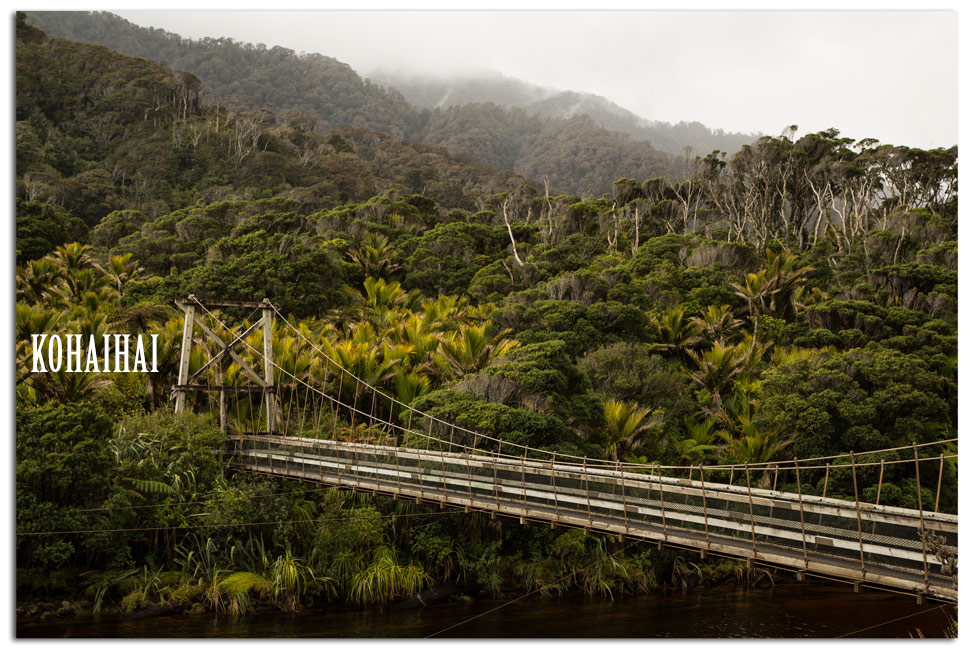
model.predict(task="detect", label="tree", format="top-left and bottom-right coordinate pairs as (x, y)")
top-left (435, 323), bottom-right (519, 381)
top-left (649, 306), bottom-right (703, 355)
top-left (17, 402), bottom-right (115, 572)
top-left (730, 249), bottom-right (812, 332)
top-left (678, 416), bottom-right (718, 464)
top-left (16, 199), bottom-right (88, 263)
top-left (96, 253), bottom-right (145, 298)
top-left (346, 233), bottom-right (400, 279)
top-left (601, 400), bottom-right (661, 462)
top-left (690, 305), bottom-right (743, 345)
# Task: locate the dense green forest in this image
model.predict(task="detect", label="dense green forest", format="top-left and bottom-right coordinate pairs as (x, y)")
top-left (16, 13), bottom-right (957, 620)
top-left (29, 10), bottom-right (762, 163)
top-left (25, 10), bottom-right (687, 196)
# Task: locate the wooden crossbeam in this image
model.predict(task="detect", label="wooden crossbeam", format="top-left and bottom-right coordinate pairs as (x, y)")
top-left (173, 385), bottom-right (270, 393)
top-left (175, 298), bottom-right (272, 309)
top-left (177, 305), bottom-right (265, 387)
top-left (187, 318), bottom-right (262, 384)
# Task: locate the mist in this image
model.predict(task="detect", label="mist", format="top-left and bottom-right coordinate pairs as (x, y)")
top-left (111, 10), bottom-right (958, 149)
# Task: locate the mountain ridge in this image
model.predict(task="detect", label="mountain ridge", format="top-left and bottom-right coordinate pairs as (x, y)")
top-left (367, 70), bottom-right (760, 157)
top-left (23, 11), bottom-right (720, 195)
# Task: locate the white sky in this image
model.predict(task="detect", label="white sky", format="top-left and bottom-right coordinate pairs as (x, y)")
top-left (108, 9), bottom-right (960, 148)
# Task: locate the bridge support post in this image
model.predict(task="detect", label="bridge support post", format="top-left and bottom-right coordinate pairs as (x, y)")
top-left (699, 465), bottom-right (710, 553)
top-left (655, 465), bottom-right (668, 543)
top-left (853, 582), bottom-right (861, 594)
top-left (217, 356), bottom-right (227, 433)
top-left (849, 451), bottom-right (867, 579)
top-left (619, 461), bottom-right (630, 534)
top-left (935, 453), bottom-right (944, 513)
top-left (913, 443), bottom-right (931, 594)
top-left (744, 463), bottom-right (757, 558)
top-left (793, 459), bottom-right (809, 569)
top-left (583, 457), bottom-right (593, 527)
top-left (262, 302), bottom-right (275, 434)
top-left (174, 301), bottom-right (195, 414)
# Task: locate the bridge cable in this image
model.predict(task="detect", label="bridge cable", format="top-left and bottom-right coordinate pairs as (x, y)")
top-left (191, 299), bottom-right (578, 468)
top-left (209, 298), bottom-right (596, 466)
top-left (190, 296), bottom-right (958, 473)
top-left (265, 299), bottom-right (958, 470)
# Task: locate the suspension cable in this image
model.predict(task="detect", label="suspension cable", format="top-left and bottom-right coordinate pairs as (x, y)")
top-left (186, 296), bottom-right (959, 473)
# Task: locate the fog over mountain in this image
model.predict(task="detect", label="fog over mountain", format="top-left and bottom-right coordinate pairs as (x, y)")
top-left (368, 70), bottom-right (760, 156)
top-left (103, 9), bottom-right (957, 150)
top-left (23, 11), bottom-right (687, 195)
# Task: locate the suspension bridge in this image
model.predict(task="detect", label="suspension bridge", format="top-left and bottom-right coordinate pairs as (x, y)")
top-left (171, 296), bottom-right (959, 604)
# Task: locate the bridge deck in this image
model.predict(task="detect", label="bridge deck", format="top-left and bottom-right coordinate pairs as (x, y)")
top-left (226, 435), bottom-right (957, 603)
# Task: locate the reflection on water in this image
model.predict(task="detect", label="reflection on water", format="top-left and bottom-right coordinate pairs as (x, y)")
top-left (18, 583), bottom-right (955, 639)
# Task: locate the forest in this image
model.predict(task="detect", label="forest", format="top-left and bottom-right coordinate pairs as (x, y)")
top-left (25, 10), bottom-right (697, 196)
top-left (15, 13), bottom-right (957, 621)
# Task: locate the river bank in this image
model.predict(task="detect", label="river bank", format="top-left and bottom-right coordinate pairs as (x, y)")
top-left (18, 582), bottom-right (956, 639)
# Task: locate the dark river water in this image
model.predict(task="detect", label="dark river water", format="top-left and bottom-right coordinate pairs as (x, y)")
top-left (17, 583), bottom-right (955, 639)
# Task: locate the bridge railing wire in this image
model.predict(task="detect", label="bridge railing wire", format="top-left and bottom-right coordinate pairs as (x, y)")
top-left (187, 297), bottom-right (957, 530)
top-left (218, 299), bottom-right (958, 471)
top-left (227, 432), bottom-right (957, 599)
top-left (156, 298), bottom-right (960, 603)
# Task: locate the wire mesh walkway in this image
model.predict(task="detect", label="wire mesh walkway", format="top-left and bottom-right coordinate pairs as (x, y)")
top-left (171, 296), bottom-right (959, 604)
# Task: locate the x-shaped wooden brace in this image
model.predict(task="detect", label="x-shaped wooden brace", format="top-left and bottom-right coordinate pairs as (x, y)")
top-left (184, 313), bottom-right (265, 387)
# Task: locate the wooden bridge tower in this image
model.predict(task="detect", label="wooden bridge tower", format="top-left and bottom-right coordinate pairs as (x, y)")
top-left (172, 295), bottom-right (277, 433)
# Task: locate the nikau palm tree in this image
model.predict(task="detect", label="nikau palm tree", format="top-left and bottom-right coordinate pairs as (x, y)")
top-left (95, 252), bottom-right (145, 298)
top-left (649, 306), bottom-right (703, 356)
top-left (691, 305), bottom-right (743, 345)
top-left (435, 323), bottom-right (519, 381)
top-left (347, 234), bottom-right (400, 279)
top-left (679, 416), bottom-right (719, 464)
top-left (602, 400), bottom-right (661, 462)
top-left (730, 249), bottom-right (813, 333)
top-left (686, 336), bottom-right (770, 418)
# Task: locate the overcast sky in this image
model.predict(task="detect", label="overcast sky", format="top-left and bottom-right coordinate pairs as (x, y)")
top-left (106, 10), bottom-right (955, 148)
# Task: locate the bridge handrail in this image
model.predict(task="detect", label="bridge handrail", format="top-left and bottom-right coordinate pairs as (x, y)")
top-left (229, 434), bottom-right (958, 527)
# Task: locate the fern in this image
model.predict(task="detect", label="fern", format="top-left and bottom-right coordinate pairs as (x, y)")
top-left (131, 478), bottom-right (176, 495)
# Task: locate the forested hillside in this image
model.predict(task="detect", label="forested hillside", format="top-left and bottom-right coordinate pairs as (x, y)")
top-left (15, 16), bottom-right (537, 235)
top-left (16, 13), bottom-right (957, 621)
top-left (370, 71), bottom-right (759, 156)
top-left (25, 10), bottom-right (683, 195)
